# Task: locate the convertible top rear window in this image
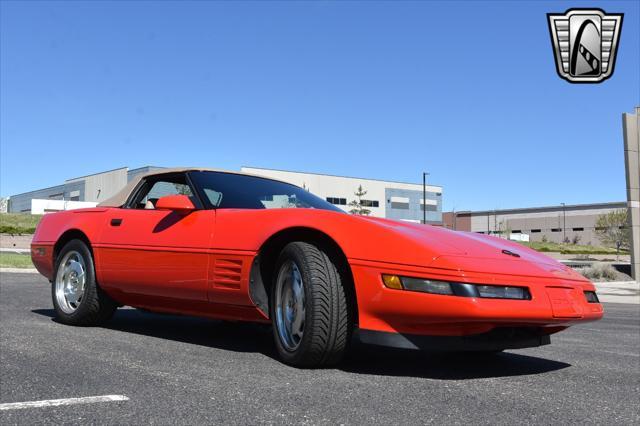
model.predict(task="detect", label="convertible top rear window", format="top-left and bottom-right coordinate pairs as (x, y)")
top-left (189, 171), bottom-right (343, 212)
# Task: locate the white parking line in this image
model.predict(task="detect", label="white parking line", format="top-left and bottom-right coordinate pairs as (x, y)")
top-left (0, 395), bottom-right (129, 411)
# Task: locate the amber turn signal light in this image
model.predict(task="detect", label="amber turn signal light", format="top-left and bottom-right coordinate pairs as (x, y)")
top-left (382, 274), bottom-right (403, 290)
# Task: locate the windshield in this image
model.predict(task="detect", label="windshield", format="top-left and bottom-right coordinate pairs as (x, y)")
top-left (189, 171), bottom-right (344, 212)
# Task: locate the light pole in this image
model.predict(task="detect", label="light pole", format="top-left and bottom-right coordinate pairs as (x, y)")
top-left (560, 203), bottom-right (566, 243)
top-left (422, 172), bottom-right (429, 225)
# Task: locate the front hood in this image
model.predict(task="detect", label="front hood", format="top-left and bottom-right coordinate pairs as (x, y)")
top-left (347, 216), bottom-right (585, 281)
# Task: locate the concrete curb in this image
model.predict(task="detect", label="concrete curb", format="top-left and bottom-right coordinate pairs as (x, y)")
top-left (0, 268), bottom-right (39, 274)
top-left (0, 248), bottom-right (30, 254)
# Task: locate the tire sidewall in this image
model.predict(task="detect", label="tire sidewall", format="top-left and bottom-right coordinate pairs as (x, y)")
top-left (52, 240), bottom-right (97, 323)
top-left (270, 243), bottom-right (316, 364)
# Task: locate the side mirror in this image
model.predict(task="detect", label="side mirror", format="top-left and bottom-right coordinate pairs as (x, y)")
top-left (155, 195), bottom-right (196, 214)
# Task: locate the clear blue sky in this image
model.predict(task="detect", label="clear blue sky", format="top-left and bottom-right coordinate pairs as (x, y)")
top-left (1, 0), bottom-right (638, 211)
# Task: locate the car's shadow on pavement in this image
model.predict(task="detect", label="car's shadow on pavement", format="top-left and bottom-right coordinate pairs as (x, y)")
top-left (33, 307), bottom-right (278, 355)
top-left (341, 344), bottom-right (571, 379)
top-left (32, 308), bottom-right (571, 380)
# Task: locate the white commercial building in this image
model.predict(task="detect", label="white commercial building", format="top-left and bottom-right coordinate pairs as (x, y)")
top-left (9, 165), bottom-right (444, 224)
top-left (241, 167), bottom-right (443, 224)
top-left (29, 199), bottom-right (98, 215)
top-left (8, 166), bottom-right (160, 213)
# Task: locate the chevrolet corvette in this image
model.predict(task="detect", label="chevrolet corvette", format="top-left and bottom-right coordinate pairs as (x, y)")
top-left (31, 168), bottom-right (603, 367)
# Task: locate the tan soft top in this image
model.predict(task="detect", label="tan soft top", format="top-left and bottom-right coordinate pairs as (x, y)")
top-left (97, 167), bottom-right (292, 207)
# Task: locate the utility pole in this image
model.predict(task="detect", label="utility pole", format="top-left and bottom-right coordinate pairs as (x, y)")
top-left (422, 172), bottom-right (429, 225)
top-left (561, 202), bottom-right (566, 243)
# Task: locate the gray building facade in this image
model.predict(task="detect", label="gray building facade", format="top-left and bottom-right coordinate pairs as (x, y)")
top-left (384, 188), bottom-right (442, 224)
top-left (443, 202), bottom-right (627, 246)
top-left (8, 166), bottom-right (160, 213)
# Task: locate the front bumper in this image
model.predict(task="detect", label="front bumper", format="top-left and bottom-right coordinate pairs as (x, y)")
top-left (31, 243), bottom-right (55, 279)
top-left (350, 259), bottom-right (603, 337)
top-left (356, 327), bottom-right (551, 351)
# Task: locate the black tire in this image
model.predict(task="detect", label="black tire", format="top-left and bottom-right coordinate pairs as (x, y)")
top-left (52, 239), bottom-right (117, 326)
top-left (270, 242), bottom-right (352, 367)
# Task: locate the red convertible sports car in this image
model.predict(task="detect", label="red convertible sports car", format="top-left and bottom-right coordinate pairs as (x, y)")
top-left (31, 168), bottom-right (603, 367)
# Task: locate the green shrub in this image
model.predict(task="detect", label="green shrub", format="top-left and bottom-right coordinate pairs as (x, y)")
top-left (0, 214), bottom-right (42, 235)
top-left (0, 225), bottom-right (37, 234)
top-left (580, 263), bottom-right (618, 281)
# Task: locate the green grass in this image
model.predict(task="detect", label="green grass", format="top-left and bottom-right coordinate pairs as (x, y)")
top-left (0, 252), bottom-right (34, 268)
top-left (0, 213), bottom-right (42, 234)
top-left (518, 241), bottom-right (628, 255)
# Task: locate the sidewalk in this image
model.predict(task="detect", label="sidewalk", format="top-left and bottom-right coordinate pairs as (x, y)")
top-left (0, 248), bottom-right (30, 254)
top-left (594, 281), bottom-right (640, 304)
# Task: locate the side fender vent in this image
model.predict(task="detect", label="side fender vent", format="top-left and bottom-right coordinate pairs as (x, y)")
top-left (213, 258), bottom-right (243, 289)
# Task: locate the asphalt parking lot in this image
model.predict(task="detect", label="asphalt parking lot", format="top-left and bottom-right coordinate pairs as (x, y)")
top-left (1, 272), bottom-right (638, 425)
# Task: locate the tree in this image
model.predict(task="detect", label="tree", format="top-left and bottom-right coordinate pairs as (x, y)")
top-left (348, 185), bottom-right (371, 216)
top-left (174, 183), bottom-right (192, 196)
top-left (595, 209), bottom-right (631, 258)
top-left (498, 219), bottom-right (511, 240)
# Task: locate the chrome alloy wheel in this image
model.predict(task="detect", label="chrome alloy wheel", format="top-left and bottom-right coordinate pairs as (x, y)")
top-left (274, 261), bottom-right (306, 351)
top-left (55, 250), bottom-right (87, 314)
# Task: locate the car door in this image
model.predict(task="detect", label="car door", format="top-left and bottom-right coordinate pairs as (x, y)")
top-left (95, 174), bottom-right (215, 307)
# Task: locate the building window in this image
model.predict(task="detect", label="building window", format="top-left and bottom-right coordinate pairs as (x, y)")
top-left (512, 230), bottom-right (522, 233)
top-left (551, 228), bottom-right (561, 232)
top-left (420, 205), bottom-right (438, 212)
top-left (572, 227), bottom-right (584, 232)
top-left (360, 200), bottom-right (379, 208)
top-left (531, 229), bottom-right (541, 233)
top-left (391, 202), bottom-right (409, 210)
top-left (389, 196), bottom-right (410, 210)
top-left (326, 197), bottom-right (346, 205)
top-left (436, 193), bottom-right (442, 196)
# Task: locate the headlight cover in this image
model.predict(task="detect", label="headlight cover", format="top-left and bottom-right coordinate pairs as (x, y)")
top-left (401, 277), bottom-right (454, 295)
top-left (477, 285), bottom-right (527, 299)
top-left (382, 274), bottom-right (531, 300)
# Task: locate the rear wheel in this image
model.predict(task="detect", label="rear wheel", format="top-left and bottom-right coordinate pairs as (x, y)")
top-left (270, 242), bottom-right (352, 367)
top-left (52, 239), bottom-right (117, 326)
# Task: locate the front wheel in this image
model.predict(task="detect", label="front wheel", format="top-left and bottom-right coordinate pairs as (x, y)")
top-left (52, 239), bottom-right (117, 326)
top-left (270, 242), bottom-right (352, 367)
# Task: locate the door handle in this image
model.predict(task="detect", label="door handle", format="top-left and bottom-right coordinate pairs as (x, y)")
top-left (110, 218), bottom-right (123, 226)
